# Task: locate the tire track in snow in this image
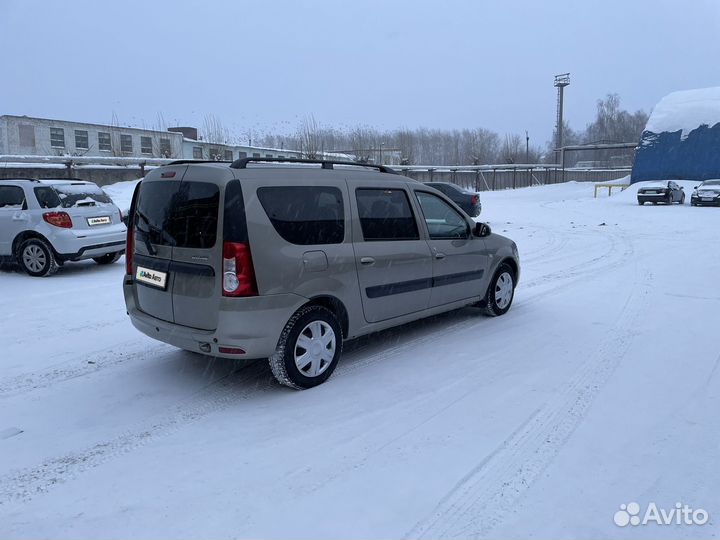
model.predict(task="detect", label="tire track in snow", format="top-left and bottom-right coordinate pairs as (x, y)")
top-left (0, 341), bottom-right (167, 399)
top-left (0, 225), bottom-right (636, 505)
top-left (0, 226), bottom-right (630, 401)
top-left (405, 265), bottom-right (653, 539)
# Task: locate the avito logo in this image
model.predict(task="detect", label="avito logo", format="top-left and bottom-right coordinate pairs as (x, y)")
top-left (614, 502), bottom-right (709, 527)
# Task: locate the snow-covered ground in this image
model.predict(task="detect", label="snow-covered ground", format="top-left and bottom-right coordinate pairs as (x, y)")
top-left (1, 180), bottom-right (719, 539)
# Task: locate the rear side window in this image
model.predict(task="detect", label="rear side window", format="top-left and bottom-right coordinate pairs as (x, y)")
top-left (134, 181), bottom-right (219, 249)
top-left (0, 186), bottom-right (25, 208)
top-left (33, 186), bottom-right (62, 208)
top-left (356, 188), bottom-right (419, 241)
top-left (223, 180), bottom-right (248, 243)
top-left (257, 186), bottom-right (344, 245)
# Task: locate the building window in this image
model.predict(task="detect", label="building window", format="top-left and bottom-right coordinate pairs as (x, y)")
top-left (192, 146), bottom-right (203, 159)
top-left (238, 151), bottom-right (247, 159)
top-left (140, 136), bottom-right (152, 155)
top-left (18, 124), bottom-right (35, 148)
top-left (209, 147), bottom-right (221, 160)
top-left (120, 134), bottom-right (133, 153)
top-left (224, 150), bottom-right (233, 161)
top-left (98, 132), bottom-right (111, 151)
top-left (265, 154), bottom-right (273, 158)
top-left (252, 153), bottom-right (261, 158)
top-left (50, 127), bottom-right (65, 148)
top-left (75, 130), bottom-right (89, 149)
top-left (159, 138), bottom-right (171, 157)
top-left (278, 155), bottom-right (285, 159)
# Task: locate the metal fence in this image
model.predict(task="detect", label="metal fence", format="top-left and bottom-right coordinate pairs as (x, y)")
top-left (391, 164), bottom-right (631, 192)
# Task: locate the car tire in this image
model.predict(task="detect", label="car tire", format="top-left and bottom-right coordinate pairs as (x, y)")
top-left (481, 263), bottom-right (515, 317)
top-left (17, 238), bottom-right (59, 277)
top-left (93, 252), bottom-right (122, 265)
top-left (269, 305), bottom-right (343, 390)
top-left (680, 194), bottom-right (686, 204)
top-left (638, 201), bottom-right (644, 206)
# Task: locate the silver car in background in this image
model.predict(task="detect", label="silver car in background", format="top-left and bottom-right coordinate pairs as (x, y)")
top-left (0, 178), bottom-right (126, 276)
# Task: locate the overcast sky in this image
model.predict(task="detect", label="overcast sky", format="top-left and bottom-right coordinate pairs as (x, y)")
top-left (2, 0), bottom-right (720, 147)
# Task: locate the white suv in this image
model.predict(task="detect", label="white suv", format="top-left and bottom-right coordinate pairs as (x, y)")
top-left (0, 178), bottom-right (127, 276)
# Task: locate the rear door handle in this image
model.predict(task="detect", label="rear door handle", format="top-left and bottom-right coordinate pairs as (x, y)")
top-left (360, 257), bottom-right (375, 265)
top-left (435, 252), bottom-right (446, 259)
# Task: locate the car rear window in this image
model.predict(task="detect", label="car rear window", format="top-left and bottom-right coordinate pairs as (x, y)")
top-left (257, 186), bottom-right (344, 245)
top-left (134, 180), bottom-right (219, 249)
top-left (51, 183), bottom-right (113, 207)
top-left (356, 188), bottom-right (419, 241)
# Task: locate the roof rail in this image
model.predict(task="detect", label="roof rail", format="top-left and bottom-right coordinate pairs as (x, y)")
top-left (166, 159), bottom-right (232, 166)
top-left (0, 177), bottom-right (40, 182)
top-left (229, 156), bottom-right (398, 174)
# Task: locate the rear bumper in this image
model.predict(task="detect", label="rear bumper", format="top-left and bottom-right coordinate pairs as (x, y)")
top-left (638, 194), bottom-right (671, 204)
top-left (123, 276), bottom-right (307, 359)
top-left (53, 226), bottom-right (127, 260)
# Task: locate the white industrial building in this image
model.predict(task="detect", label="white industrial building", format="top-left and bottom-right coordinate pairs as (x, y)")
top-left (0, 115), bottom-right (314, 162)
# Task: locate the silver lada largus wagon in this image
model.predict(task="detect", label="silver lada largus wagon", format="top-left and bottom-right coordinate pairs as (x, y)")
top-left (123, 158), bottom-right (520, 389)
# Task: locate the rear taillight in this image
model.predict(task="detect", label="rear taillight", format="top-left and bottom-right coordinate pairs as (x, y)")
top-left (222, 241), bottom-right (257, 297)
top-left (126, 225), bottom-right (134, 275)
top-left (471, 195), bottom-right (479, 205)
top-left (42, 211), bottom-right (72, 228)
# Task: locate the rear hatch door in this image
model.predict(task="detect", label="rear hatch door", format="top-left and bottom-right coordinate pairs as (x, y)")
top-left (167, 166), bottom-right (227, 330)
top-left (131, 165), bottom-right (188, 324)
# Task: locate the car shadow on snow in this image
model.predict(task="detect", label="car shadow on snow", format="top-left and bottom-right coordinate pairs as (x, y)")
top-left (150, 306), bottom-right (488, 394)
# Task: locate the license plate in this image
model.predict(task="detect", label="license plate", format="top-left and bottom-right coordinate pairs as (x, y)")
top-left (87, 216), bottom-right (111, 226)
top-left (702, 197), bottom-right (713, 202)
top-left (135, 266), bottom-right (168, 290)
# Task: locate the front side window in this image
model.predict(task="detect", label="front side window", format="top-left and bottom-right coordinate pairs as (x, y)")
top-left (355, 188), bottom-right (419, 241)
top-left (50, 127), bottom-right (65, 148)
top-left (415, 191), bottom-right (469, 239)
top-left (120, 134), bottom-right (133, 153)
top-left (140, 136), bottom-right (152, 154)
top-left (257, 186), bottom-right (344, 245)
top-left (0, 186), bottom-right (26, 208)
top-left (98, 132), bottom-right (111, 151)
top-left (75, 130), bottom-right (89, 149)
top-left (134, 181), bottom-right (219, 249)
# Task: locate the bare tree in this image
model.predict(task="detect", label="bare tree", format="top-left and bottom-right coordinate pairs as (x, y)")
top-left (201, 114), bottom-right (231, 145)
top-left (297, 115), bottom-right (322, 158)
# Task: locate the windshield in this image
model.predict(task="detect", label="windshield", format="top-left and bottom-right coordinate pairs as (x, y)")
top-left (51, 183), bottom-right (113, 208)
top-left (701, 180), bottom-right (720, 186)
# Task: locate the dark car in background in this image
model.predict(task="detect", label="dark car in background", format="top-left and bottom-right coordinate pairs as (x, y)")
top-left (637, 180), bottom-right (685, 205)
top-left (425, 182), bottom-right (481, 217)
top-left (691, 179), bottom-right (720, 206)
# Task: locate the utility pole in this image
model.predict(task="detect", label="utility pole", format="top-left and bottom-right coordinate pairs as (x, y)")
top-left (525, 130), bottom-right (529, 163)
top-left (554, 73), bottom-right (570, 164)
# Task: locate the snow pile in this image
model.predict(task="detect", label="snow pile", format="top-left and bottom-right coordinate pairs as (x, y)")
top-left (645, 87), bottom-right (720, 139)
top-left (103, 178), bottom-right (142, 214)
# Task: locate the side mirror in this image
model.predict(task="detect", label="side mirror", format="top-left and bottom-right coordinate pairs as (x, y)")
top-left (474, 222), bottom-right (491, 237)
